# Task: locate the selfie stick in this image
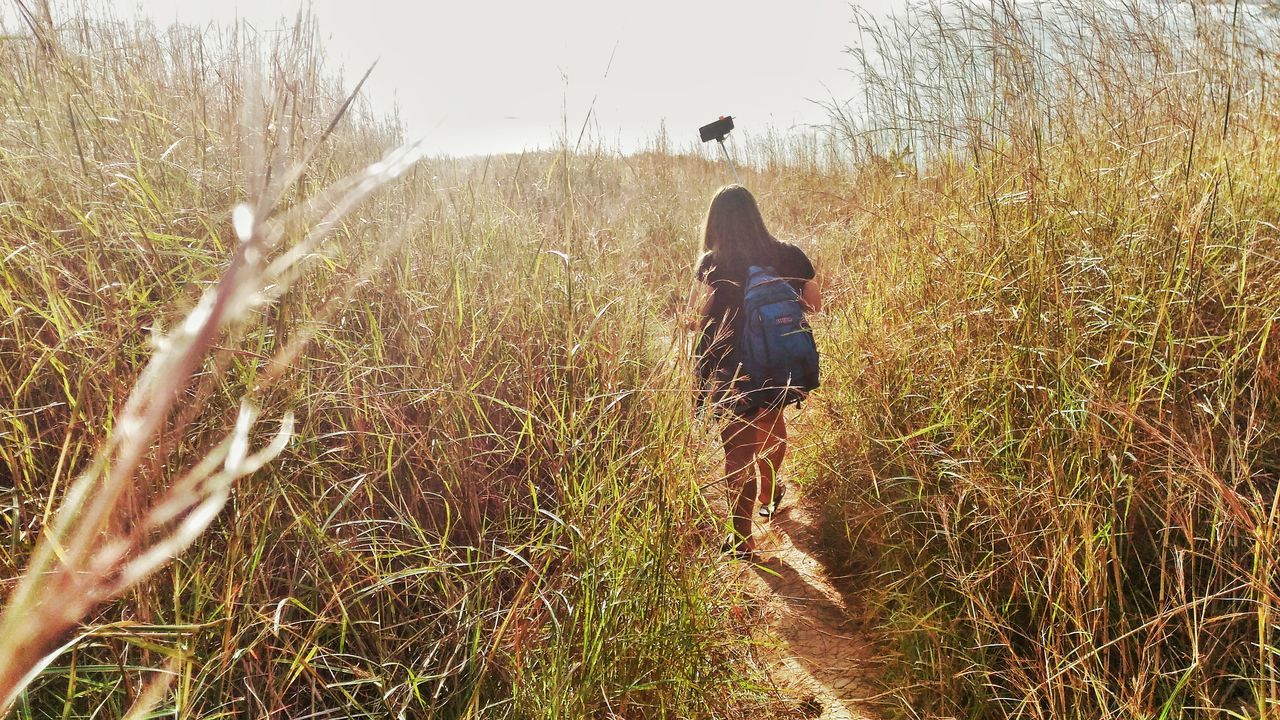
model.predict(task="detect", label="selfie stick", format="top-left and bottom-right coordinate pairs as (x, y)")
top-left (699, 115), bottom-right (741, 184)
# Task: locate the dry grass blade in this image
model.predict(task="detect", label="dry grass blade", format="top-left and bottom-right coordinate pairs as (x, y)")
top-left (0, 61), bottom-right (424, 712)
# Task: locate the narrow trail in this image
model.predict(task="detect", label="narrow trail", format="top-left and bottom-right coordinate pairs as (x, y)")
top-left (663, 329), bottom-right (884, 716)
top-left (738, 494), bottom-right (883, 719)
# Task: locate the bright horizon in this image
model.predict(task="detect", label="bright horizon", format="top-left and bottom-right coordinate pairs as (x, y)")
top-left (89, 0), bottom-right (897, 157)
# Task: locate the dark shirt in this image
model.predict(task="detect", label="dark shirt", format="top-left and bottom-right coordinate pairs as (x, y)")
top-left (695, 242), bottom-right (815, 379)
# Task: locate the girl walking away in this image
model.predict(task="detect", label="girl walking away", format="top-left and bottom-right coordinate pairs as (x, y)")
top-left (688, 185), bottom-right (822, 559)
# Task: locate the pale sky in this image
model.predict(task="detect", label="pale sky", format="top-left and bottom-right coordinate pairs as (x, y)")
top-left (99, 1), bottom-right (895, 157)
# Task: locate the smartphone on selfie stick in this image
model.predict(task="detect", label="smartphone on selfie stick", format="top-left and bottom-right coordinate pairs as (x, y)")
top-left (699, 115), bottom-right (741, 184)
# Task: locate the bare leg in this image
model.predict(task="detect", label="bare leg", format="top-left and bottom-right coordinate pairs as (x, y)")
top-left (756, 408), bottom-right (787, 506)
top-left (722, 414), bottom-right (763, 551)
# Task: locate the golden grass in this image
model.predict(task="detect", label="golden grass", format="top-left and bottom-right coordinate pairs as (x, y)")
top-left (804, 1), bottom-right (1280, 717)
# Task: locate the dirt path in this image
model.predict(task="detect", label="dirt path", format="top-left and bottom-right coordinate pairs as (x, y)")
top-left (739, 494), bottom-right (883, 719)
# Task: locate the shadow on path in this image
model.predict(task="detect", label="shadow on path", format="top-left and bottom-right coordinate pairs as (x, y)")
top-left (744, 496), bottom-right (883, 720)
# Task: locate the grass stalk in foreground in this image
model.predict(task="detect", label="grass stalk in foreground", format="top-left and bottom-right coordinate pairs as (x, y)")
top-left (0, 17), bottom-right (426, 703)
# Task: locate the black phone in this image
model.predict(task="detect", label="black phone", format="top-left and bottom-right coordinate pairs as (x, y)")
top-left (699, 116), bottom-right (734, 143)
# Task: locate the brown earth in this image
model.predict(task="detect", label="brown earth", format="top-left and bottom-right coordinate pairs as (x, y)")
top-left (733, 493), bottom-right (885, 719)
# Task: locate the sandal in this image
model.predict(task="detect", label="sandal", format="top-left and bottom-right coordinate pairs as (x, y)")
top-left (758, 483), bottom-right (787, 518)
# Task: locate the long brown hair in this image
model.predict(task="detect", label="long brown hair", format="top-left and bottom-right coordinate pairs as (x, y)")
top-left (701, 184), bottom-right (781, 276)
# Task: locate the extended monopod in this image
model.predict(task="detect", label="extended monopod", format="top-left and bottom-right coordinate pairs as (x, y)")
top-left (699, 115), bottom-right (741, 184)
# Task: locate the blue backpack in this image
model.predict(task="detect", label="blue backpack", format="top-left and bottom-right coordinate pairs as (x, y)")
top-left (738, 265), bottom-right (820, 406)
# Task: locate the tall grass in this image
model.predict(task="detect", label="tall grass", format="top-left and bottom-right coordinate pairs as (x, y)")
top-left (807, 1), bottom-right (1280, 717)
top-left (17, 0), bottom-right (1274, 717)
top-left (0, 4), bottom-right (808, 717)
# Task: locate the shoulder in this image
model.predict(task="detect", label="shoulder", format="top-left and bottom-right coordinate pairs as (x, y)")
top-left (775, 241), bottom-right (815, 279)
top-left (776, 241), bottom-right (809, 261)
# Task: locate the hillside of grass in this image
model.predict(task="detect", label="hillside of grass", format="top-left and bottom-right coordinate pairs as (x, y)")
top-left (3, 1), bottom-right (1279, 719)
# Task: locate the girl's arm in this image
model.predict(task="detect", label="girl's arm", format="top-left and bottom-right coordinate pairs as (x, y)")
top-left (801, 273), bottom-right (823, 313)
